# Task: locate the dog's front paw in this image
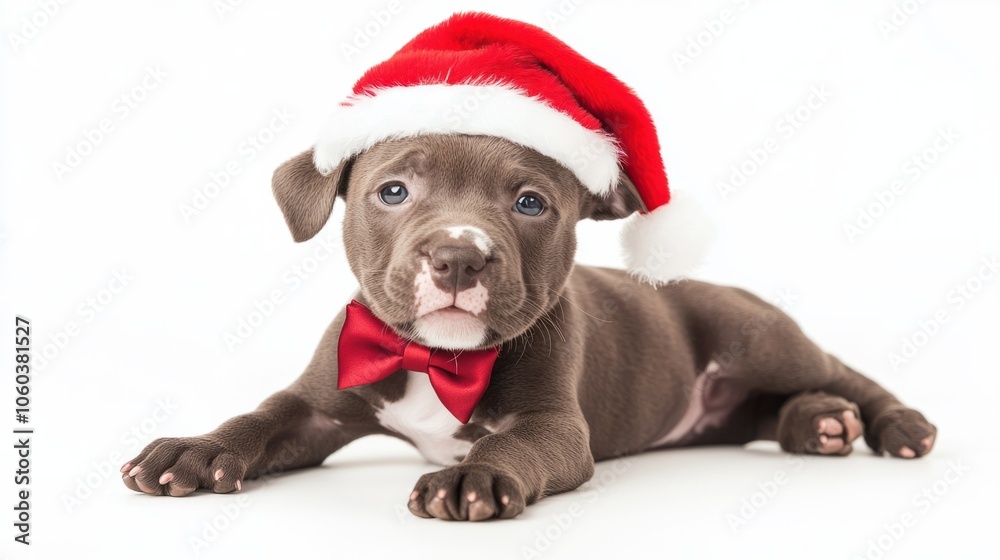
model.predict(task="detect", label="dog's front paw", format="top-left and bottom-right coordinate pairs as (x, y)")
top-left (407, 463), bottom-right (527, 521)
top-left (121, 436), bottom-right (247, 496)
top-left (868, 408), bottom-right (937, 458)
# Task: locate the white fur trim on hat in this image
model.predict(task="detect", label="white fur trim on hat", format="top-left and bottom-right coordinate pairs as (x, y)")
top-left (620, 192), bottom-right (715, 285)
top-left (313, 83), bottom-right (621, 195)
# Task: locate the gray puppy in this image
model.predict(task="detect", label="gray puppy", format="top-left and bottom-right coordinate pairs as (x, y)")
top-left (121, 134), bottom-right (936, 521)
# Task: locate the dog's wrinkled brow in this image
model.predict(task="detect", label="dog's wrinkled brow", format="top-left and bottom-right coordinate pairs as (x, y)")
top-left (371, 147), bottom-right (430, 179)
top-left (505, 166), bottom-right (556, 190)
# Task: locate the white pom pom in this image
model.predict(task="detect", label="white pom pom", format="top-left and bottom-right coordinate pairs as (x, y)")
top-left (620, 192), bottom-right (715, 285)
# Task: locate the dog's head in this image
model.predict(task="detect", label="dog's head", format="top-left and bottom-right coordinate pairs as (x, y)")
top-left (272, 134), bottom-right (643, 350)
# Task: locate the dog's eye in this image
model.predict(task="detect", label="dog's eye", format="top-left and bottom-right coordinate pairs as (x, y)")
top-left (378, 184), bottom-right (409, 205)
top-left (514, 195), bottom-right (544, 216)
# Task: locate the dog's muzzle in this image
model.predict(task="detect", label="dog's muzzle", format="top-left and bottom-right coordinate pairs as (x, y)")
top-left (411, 226), bottom-right (494, 349)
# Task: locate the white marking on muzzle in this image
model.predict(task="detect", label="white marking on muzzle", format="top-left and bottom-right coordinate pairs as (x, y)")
top-left (445, 225), bottom-right (493, 255)
top-left (455, 282), bottom-right (489, 315)
top-left (414, 260), bottom-right (454, 318)
top-left (412, 259), bottom-right (491, 350)
top-left (413, 260), bottom-right (490, 318)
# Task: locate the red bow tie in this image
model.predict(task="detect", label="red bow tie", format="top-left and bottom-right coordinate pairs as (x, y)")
top-left (336, 300), bottom-right (500, 423)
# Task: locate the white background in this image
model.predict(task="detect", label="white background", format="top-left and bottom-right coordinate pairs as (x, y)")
top-left (2, 1), bottom-right (998, 559)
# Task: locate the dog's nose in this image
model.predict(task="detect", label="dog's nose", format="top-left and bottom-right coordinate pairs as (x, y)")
top-left (429, 244), bottom-right (487, 292)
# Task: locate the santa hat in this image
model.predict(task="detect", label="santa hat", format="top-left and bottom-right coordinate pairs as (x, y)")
top-left (314, 12), bottom-right (713, 284)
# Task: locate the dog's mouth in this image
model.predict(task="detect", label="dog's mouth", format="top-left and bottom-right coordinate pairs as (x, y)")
top-left (426, 305), bottom-right (474, 317)
top-left (415, 303), bottom-right (480, 320)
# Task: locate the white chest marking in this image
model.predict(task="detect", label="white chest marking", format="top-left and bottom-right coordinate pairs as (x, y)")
top-left (376, 372), bottom-right (473, 466)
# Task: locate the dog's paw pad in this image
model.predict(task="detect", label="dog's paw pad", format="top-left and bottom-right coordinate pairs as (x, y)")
top-left (813, 409), bottom-right (864, 455)
top-left (778, 392), bottom-right (864, 456)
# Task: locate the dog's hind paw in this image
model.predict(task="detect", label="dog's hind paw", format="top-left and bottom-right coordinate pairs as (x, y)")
top-left (867, 407), bottom-right (937, 459)
top-left (121, 436), bottom-right (247, 496)
top-left (777, 392), bottom-right (864, 456)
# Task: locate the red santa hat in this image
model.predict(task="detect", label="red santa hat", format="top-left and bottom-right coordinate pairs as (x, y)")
top-left (314, 12), bottom-right (713, 284)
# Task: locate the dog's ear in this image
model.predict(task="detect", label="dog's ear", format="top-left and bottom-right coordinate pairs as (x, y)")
top-left (272, 149), bottom-right (352, 242)
top-left (584, 173), bottom-right (646, 221)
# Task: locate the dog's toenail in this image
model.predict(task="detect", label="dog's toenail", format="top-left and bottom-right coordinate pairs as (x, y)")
top-left (159, 472), bottom-right (173, 485)
top-left (235, 480), bottom-right (242, 491)
top-left (214, 469), bottom-right (224, 481)
top-left (501, 495), bottom-right (510, 505)
top-left (899, 447), bottom-right (916, 458)
top-left (818, 419), bottom-right (827, 431)
top-left (410, 490), bottom-right (419, 501)
top-left (819, 434), bottom-right (828, 443)
top-left (436, 489), bottom-right (447, 499)
top-left (128, 466), bottom-right (141, 477)
top-left (467, 491), bottom-right (477, 502)
top-left (121, 463), bottom-right (132, 474)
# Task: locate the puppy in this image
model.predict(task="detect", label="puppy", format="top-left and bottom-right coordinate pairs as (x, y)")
top-left (122, 12), bottom-right (936, 520)
top-left (121, 134), bottom-right (936, 520)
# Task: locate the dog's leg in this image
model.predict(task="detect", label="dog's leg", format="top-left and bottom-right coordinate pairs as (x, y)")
top-left (816, 359), bottom-right (936, 458)
top-left (121, 388), bottom-right (378, 496)
top-left (703, 289), bottom-right (936, 458)
top-left (755, 355), bottom-right (936, 458)
top-left (407, 412), bottom-right (594, 521)
top-left (733, 351), bottom-right (936, 459)
top-left (734, 363), bottom-right (935, 458)
top-left (736, 359), bottom-right (936, 458)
